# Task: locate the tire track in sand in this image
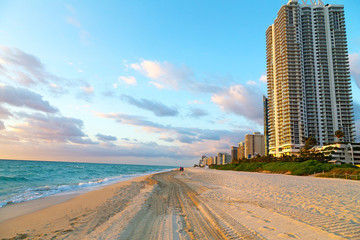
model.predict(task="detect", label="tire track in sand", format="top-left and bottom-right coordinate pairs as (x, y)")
top-left (117, 171), bottom-right (259, 240)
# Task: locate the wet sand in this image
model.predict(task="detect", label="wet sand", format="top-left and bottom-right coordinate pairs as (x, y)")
top-left (1, 168), bottom-right (360, 239)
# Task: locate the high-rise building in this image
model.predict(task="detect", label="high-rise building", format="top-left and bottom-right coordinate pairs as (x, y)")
top-left (231, 146), bottom-right (238, 162)
top-left (266, 0), bottom-right (355, 156)
top-left (238, 142), bottom-right (245, 159)
top-left (217, 152), bottom-right (226, 165)
top-left (223, 154), bottom-right (231, 164)
top-left (263, 96), bottom-right (269, 155)
top-left (245, 132), bottom-right (265, 157)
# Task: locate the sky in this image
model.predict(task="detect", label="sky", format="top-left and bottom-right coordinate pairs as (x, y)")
top-left (0, 0), bottom-right (359, 166)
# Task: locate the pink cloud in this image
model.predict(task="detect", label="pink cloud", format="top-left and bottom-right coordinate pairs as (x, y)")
top-left (130, 60), bottom-right (193, 90)
top-left (211, 84), bottom-right (263, 125)
top-left (118, 76), bottom-right (137, 85)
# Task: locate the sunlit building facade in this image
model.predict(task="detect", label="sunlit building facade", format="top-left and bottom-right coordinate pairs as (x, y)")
top-left (238, 142), bottom-right (245, 159)
top-left (266, 0), bottom-right (355, 156)
top-left (244, 132), bottom-right (265, 157)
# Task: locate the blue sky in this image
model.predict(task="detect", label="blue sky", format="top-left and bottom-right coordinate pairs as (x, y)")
top-left (0, 0), bottom-right (359, 166)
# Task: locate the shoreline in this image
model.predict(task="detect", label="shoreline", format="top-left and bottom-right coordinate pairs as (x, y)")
top-left (1, 168), bottom-right (359, 239)
top-left (0, 171), bottom-right (159, 224)
top-left (0, 168), bottom-right (174, 222)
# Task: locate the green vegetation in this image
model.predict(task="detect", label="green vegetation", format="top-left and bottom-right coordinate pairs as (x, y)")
top-left (210, 160), bottom-right (359, 179)
top-left (316, 167), bottom-right (360, 180)
top-left (211, 160), bottom-right (334, 175)
top-left (208, 137), bottom-right (359, 180)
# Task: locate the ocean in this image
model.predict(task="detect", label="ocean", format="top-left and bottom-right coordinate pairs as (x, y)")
top-left (0, 159), bottom-right (174, 208)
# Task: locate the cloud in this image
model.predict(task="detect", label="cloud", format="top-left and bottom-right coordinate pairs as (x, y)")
top-left (246, 80), bottom-right (257, 86)
top-left (188, 108), bottom-right (208, 118)
top-left (96, 134), bottom-right (118, 142)
top-left (65, 13), bottom-right (91, 44)
top-left (149, 81), bottom-right (165, 89)
top-left (0, 47), bottom-right (66, 92)
top-left (160, 136), bottom-right (175, 142)
top-left (96, 112), bottom-right (249, 146)
top-left (78, 84), bottom-right (95, 101)
top-left (0, 85), bottom-right (59, 113)
top-left (0, 105), bottom-right (12, 119)
top-left (0, 120), bottom-right (5, 130)
top-left (49, 83), bottom-right (68, 95)
top-left (97, 112), bottom-right (165, 130)
top-left (188, 100), bottom-right (204, 105)
top-left (122, 95), bottom-right (179, 117)
top-left (130, 59), bottom-right (223, 93)
top-left (130, 60), bottom-right (193, 90)
top-left (259, 75), bottom-right (267, 83)
top-left (178, 135), bottom-right (198, 144)
top-left (8, 113), bottom-right (96, 144)
top-left (349, 52), bottom-right (360, 88)
top-left (118, 76), bottom-right (137, 85)
top-left (80, 85), bottom-right (94, 94)
top-left (211, 84), bottom-right (263, 124)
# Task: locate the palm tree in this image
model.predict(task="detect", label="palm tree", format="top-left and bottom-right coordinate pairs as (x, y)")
top-left (334, 130), bottom-right (344, 142)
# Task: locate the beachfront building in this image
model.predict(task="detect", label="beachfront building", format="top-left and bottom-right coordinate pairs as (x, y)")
top-left (217, 152), bottom-right (226, 165)
top-left (213, 156), bottom-right (218, 165)
top-left (266, 0), bottom-right (355, 157)
top-left (245, 132), bottom-right (265, 158)
top-left (238, 142), bottom-right (245, 159)
top-left (224, 154), bottom-right (231, 164)
top-left (316, 143), bottom-right (360, 166)
top-left (217, 152), bottom-right (231, 165)
top-left (263, 96), bottom-right (270, 155)
top-left (231, 146), bottom-right (238, 163)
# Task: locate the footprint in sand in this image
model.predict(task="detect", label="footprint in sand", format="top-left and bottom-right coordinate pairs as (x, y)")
top-left (278, 232), bottom-right (300, 239)
top-left (261, 226), bottom-right (276, 231)
top-left (258, 219), bottom-right (271, 223)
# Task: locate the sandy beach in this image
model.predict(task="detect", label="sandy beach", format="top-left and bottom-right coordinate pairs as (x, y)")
top-left (1, 168), bottom-right (360, 240)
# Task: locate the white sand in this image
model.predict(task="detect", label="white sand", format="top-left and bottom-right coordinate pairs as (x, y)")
top-left (1, 168), bottom-right (359, 239)
top-left (183, 168), bottom-right (360, 239)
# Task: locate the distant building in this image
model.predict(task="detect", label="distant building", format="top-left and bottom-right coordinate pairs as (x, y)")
top-left (198, 155), bottom-right (207, 167)
top-left (223, 154), bottom-right (231, 164)
top-left (316, 143), bottom-right (360, 165)
top-left (238, 142), bottom-right (245, 159)
top-left (217, 152), bottom-right (226, 165)
top-left (231, 146), bottom-right (238, 162)
top-left (245, 132), bottom-right (265, 158)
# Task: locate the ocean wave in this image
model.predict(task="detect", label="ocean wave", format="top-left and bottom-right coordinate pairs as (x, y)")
top-left (0, 175), bottom-right (29, 182)
top-left (0, 168), bottom-right (173, 208)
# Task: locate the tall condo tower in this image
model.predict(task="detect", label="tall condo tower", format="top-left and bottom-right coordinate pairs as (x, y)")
top-left (266, 0), bottom-right (355, 156)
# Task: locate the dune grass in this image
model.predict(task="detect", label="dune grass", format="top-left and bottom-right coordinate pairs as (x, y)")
top-left (210, 160), bottom-right (359, 177)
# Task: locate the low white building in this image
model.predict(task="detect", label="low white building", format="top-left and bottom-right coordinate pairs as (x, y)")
top-left (316, 143), bottom-right (360, 166)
